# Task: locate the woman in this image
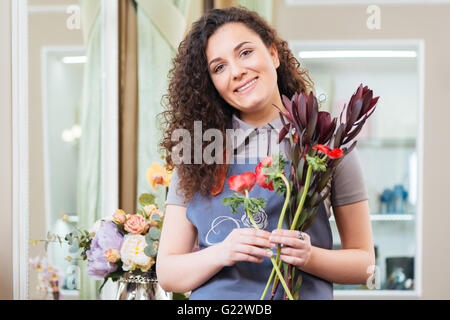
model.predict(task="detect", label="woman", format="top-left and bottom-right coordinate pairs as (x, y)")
top-left (156, 6), bottom-right (375, 300)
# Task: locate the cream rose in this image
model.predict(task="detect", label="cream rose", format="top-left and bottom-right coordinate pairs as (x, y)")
top-left (120, 234), bottom-right (153, 272)
top-left (124, 214), bottom-right (149, 234)
top-left (143, 204), bottom-right (157, 216)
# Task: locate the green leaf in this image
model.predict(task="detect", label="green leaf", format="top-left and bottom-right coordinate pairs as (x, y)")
top-left (144, 244), bottom-right (157, 257)
top-left (139, 193), bottom-right (156, 207)
top-left (172, 292), bottom-right (189, 300)
top-left (145, 233), bottom-right (154, 245)
top-left (151, 214), bottom-right (161, 222)
top-left (149, 227), bottom-right (161, 240)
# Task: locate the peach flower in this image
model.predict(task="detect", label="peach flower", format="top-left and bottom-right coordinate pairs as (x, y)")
top-left (104, 248), bottom-right (120, 263)
top-left (124, 214), bottom-right (149, 234)
top-left (113, 209), bottom-right (126, 224)
top-left (146, 162), bottom-right (172, 190)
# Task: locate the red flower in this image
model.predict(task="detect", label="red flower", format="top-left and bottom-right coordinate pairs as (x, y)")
top-left (228, 172), bottom-right (256, 194)
top-left (313, 144), bottom-right (344, 159)
top-left (312, 144), bottom-right (331, 154)
top-left (255, 156), bottom-right (274, 191)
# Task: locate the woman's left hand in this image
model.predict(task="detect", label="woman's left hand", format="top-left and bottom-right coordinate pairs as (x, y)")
top-left (269, 229), bottom-right (312, 269)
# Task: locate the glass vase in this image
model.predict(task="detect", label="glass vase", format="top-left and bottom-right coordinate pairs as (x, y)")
top-left (115, 271), bottom-right (172, 300)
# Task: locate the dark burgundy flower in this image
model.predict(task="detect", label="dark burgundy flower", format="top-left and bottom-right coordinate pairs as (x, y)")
top-left (335, 83), bottom-right (379, 146)
top-left (277, 91), bottom-right (336, 147)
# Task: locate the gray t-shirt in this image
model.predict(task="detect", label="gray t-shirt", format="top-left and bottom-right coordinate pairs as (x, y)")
top-left (166, 113), bottom-right (368, 218)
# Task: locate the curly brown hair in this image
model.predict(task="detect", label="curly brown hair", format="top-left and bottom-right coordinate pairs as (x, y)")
top-left (158, 6), bottom-right (314, 203)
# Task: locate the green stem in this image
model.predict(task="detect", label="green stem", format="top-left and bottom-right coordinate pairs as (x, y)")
top-left (290, 164), bottom-right (313, 231)
top-left (244, 190), bottom-right (294, 300)
top-left (260, 164), bottom-right (313, 300)
top-left (261, 173), bottom-right (291, 300)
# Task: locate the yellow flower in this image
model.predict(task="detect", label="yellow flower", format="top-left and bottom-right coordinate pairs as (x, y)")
top-left (61, 213), bottom-right (69, 222)
top-left (65, 256), bottom-right (73, 262)
top-left (50, 273), bottom-right (59, 281)
top-left (146, 162), bottom-right (171, 190)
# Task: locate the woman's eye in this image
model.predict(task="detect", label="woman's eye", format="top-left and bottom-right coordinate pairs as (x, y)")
top-left (214, 64), bottom-right (224, 73)
top-left (241, 49), bottom-right (253, 57)
top-left (212, 50), bottom-right (252, 73)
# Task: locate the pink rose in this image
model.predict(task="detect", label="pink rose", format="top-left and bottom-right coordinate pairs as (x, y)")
top-left (113, 209), bottom-right (126, 224)
top-left (124, 214), bottom-right (149, 234)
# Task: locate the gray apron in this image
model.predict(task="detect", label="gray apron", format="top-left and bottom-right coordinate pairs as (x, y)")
top-left (186, 156), bottom-right (334, 300)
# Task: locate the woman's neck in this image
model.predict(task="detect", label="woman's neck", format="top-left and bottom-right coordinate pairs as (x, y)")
top-left (239, 99), bottom-right (287, 127)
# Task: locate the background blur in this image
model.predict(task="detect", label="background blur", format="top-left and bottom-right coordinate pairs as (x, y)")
top-left (1, 0), bottom-right (449, 300)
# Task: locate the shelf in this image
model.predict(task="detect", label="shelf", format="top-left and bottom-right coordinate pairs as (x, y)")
top-left (357, 138), bottom-right (416, 148)
top-left (330, 213), bottom-right (414, 222)
top-left (334, 289), bottom-right (420, 299)
top-left (60, 289), bottom-right (79, 299)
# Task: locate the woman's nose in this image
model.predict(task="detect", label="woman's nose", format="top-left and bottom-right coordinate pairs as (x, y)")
top-left (230, 61), bottom-right (247, 80)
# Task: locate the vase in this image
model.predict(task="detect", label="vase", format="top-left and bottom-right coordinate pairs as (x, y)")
top-left (115, 271), bottom-right (172, 300)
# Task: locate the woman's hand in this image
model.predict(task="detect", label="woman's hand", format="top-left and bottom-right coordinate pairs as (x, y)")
top-left (269, 229), bottom-right (312, 269)
top-left (217, 228), bottom-right (276, 267)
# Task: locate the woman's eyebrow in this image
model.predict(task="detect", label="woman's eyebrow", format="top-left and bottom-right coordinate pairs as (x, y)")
top-left (208, 41), bottom-right (254, 69)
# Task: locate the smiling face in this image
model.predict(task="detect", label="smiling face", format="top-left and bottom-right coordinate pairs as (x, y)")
top-left (206, 22), bottom-right (283, 123)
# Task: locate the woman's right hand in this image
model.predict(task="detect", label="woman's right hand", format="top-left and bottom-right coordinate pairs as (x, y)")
top-left (216, 228), bottom-right (276, 267)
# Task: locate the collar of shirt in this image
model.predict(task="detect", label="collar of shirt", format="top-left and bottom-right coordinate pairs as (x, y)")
top-left (231, 112), bottom-right (289, 152)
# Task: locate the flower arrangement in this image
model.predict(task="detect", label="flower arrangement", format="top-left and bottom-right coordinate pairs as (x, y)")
top-left (223, 84), bottom-right (379, 300)
top-left (35, 161), bottom-right (172, 294)
top-left (29, 256), bottom-right (63, 300)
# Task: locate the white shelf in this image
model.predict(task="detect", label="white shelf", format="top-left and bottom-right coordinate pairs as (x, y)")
top-left (334, 289), bottom-right (420, 299)
top-left (60, 289), bottom-right (79, 299)
top-left (330, 214), bottom-right (414, 222)
top-left (357, 138), bottom-right (416, 148)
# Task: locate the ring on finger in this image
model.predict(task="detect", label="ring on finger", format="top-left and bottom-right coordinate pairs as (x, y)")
top-left (298, 231), bottom-right (305, 240)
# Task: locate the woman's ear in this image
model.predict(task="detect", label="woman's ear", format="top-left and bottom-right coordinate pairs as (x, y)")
top-left (270, 44), bottom-right (280, 69)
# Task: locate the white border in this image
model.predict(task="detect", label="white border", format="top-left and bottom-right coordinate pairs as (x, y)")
top-left (12, 0), bottom-right (29, 300)
top-left (100, 0), bottom-right (119, 300)
top-left (285, 0), bottom-right (450, 6)
top-left (289, 39), bottom-right (424, 299)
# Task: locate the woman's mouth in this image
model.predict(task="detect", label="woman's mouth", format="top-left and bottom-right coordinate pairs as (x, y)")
top-left (235, 78), bottom-right (258, 94)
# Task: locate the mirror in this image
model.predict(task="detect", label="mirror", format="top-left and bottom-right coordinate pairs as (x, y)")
top-left (27, 0), bottom-right (110, 300)
top-left (289, 40), bottom-right (423, 295)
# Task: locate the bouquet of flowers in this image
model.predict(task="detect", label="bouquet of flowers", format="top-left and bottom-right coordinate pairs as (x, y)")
top-left (37, 161), bottom-right (172, 294)
top-left (223, 84), bottom-right (379, 300)
top-left (29, 256), bottom-right (63, 300)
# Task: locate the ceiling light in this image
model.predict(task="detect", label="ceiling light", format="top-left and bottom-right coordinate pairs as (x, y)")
top-left (299, 50), bottom-right (417, 59)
